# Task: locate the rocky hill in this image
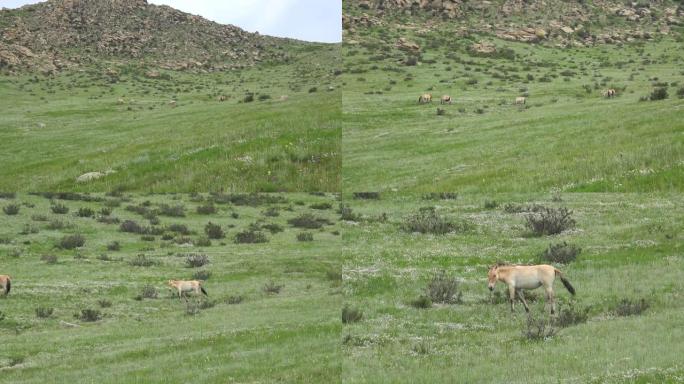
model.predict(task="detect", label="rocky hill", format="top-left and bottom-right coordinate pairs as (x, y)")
top-left (0, 0), bottom-right (311, 74)
top-left (345, 0), bottom-right (683, 47)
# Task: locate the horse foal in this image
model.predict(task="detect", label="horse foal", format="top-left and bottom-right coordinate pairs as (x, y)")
top-left (0, 275), bottom-right (11, 296)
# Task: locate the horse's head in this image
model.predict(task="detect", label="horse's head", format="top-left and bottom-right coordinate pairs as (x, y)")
top-left (487, 265), bottom-right (499, 291)
top-left (167, 280), bottom-right (176, 287)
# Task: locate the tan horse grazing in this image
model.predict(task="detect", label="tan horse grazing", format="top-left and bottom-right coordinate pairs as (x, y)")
top-left (418, 93), bottom-right (432, 104)
top-left (515, 96), bottom-right (526, 105)
top-left (603, 89), bottom-right (616, 98)
top-left (0, 275), bottom-right (11, 296)
top-left (440, 95), bottom-right (452, 104)
top-left (217, 95), bottom-right (227, 102)
top-left (487, 264), bottom-right (575, 314)
top-left (167, 280), bottom-right (207, 300)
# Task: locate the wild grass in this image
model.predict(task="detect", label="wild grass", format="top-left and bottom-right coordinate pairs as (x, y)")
top-left (343, 193), bottom-right (684, 383)
top-left (0, 193), bottom-right (341, 382)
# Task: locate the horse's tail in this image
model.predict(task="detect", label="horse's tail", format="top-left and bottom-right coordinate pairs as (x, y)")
top-left (200, 286), bottom-right (208, 296)
top-left (5, 278), bottom-right (10, 295)
top-left (555, 269), bottom-right (575, 295)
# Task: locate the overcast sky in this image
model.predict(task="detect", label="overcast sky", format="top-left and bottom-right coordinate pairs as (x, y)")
top-left (1, 0), bottom-right (341, 43)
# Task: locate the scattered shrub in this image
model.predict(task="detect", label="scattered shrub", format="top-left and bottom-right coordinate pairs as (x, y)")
top-left (261, 223), bottom-right (284, 234)
top-left (677, 86), bottom-right (684, 99)
top-left (614, 298), bottom-right (649, 317)
top-left (402, 207), bottom-right (466, 235)
top-left (554, 302), bottom-right (589, 327)
top-left (185, 253), bottom-right (209, 268)
top-left (98, 299), bottom-right (112, 308)
top-left (167, 223), bottom-right (190, 235)
top-left (296, 232), bottom-right (314, 242)
top-left (204, 222), bottom-right (225, 239)
top-left (342, 305), bottom-right (363, 324)
top-left (287, 213), bottom-right (330, 229)
top-left (483, 200), bottom-right (499, 209)
top-left (128, 254), bottom-right (157, 267)
top-left (339, 204), bottom-right (360, 221)
top-left (158, 204), bottom-right (185, 217)
top-left (59, 234), bottom-right (85, 249)
top-left (196, 204), bottom-right (216, 214)
top-left (193, 270), bottom-right (212, 280)
top-left (141, 235), bottom-right (155, 242)
top-left (3, 204), bottom-right (20, 215)
top-left (262, 207), bottom-right (280, 217)
top-left (185, 301), bottom-right (201, 315)
top-left (523, 314), bottom-right (557, 340)
top-left (309, 202), bottom-right (332, 210)
top-left (99, 207), bottom-right (112, 216)
top-left (539, 241), bottom-right (581, 264)
top-left (35, 306), bottom-right (54, 318)
top-left (422, 192), bottom-right (458, 200)
top-left (31, 214), bottom-right (49, 221)
top-left (226, 295), bottom-right (243, 304)
top-left (525, 207), bottom-right (575, 236)
top-left (51, 203), bottom-right (69, 214)
top-left (106, 241), bottom-right (120, 251)
top-left (193, 236), bottom-right (212, 247)
top-left (41, 254), bottom-right (58, 264)
top-left (426, 271), bottom-right (462, 304)
top-left (353, 192), bottom-right (380, 200)
top-left (235, 230), bottom-right (268, 244)
top-left (410, 295), bottom-right (432, 309)
top-left (141, 285), bottom-right (158, 299)
top-left (649, 87), bottom-right (668, 101)
top-left (120, 220), bottom-right (143, 233)
top-left (75, 309), bottom-right (101, 322)
top-left (76, 207), bottom-right (95, 217)
top-left (263, 281), bottom-right (283, 294)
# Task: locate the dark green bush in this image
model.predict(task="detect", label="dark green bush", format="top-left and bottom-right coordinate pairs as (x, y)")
top-left (204, 222), bottom-right (225, 239)
top-left (59, 234), bottom-right (85, 249)
top-left (3, 204), bottom-right (20, 215)
top-left (525, 207), bottom-right (575, 236)
top-left (539, 241), bottom-right (581, 264)
top-left (426, 271), bottom-right (462, 304)
top-left (342, 305), bottom-right (363, 324)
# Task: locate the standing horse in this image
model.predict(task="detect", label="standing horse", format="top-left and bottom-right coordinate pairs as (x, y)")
top-left (0, 275), bottom-right (11, 296)
top-left (418, 93), bottom-right (433, 104)
top-left (440, 95), bottom-right (452, 104)
top-left (603, 89), bottom-right (616, 98)
top-left (487, 264), bottom-right (574, 314)
top-left (515, 96), bottom-right (527, 105)
top-left (167, 279), bottom-right (207, 300)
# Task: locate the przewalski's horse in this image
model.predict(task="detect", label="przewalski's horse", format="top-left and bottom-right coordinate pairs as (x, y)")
top-left (515, 96), bottom-right (527, 105)
top-left (217, 95), bottom-right (227, 102)
top-left (440, 95), bottom-right (452, 105)
top-left (167, 280), bottom-right (207, 300)
top-left (487, 264), bottom-right (574, 314)
top-left (603, 89), bottom-right (616, 98)
top-left (418, 93), bottom-right (433, 104)
top-left (0, 275), bottom-right (11, 296)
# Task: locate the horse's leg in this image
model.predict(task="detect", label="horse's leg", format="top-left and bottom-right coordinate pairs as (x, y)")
top-left (545, 286), bottom-right (555, 315)
top-left (517, 290), bottom-right (530, 313)
top-left (508, 285), bottom-right (516, 312)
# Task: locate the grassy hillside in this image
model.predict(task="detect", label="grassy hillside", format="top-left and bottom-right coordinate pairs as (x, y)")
top-left (0, 192), bottom-right (341, 382)
top-left (342, 192), bottom-right (683, 383)
top-left (0, 44), bottom-right (341, 192)
top-left (342, 21), bottom-right (684, 193)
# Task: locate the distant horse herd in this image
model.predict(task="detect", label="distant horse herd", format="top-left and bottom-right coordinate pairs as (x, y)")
top-left (418, 89), bottom-right (617, 106)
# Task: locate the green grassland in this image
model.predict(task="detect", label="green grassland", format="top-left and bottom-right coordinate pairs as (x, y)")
top-left (0, 192), bottom-right (341, 383)
top-left (342, 22), bottom-right (684, 193)
top-left (342, 192), bottom-right (684, 383)
top-left (0, 43), bottom-right (341, 192)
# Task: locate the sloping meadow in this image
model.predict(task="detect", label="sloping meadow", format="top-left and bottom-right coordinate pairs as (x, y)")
top-left (0, 192), bottom-right (341, 382)
top-left (342, 192), bottom-right (684, 383)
